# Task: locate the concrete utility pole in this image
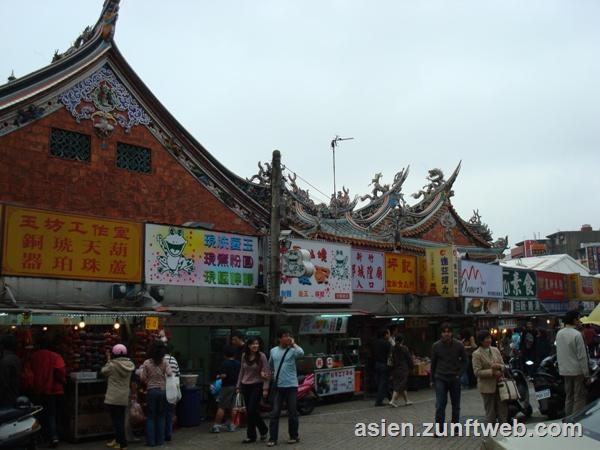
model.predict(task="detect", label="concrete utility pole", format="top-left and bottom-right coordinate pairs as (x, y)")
top-left (269, 150), bottom-right (282, 310)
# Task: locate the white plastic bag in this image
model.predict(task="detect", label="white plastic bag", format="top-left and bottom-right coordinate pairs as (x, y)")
top-left (166, 375), bottom-right (181, 404)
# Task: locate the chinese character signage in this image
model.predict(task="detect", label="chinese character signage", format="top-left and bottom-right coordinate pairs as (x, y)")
top-left (502, 268), bottom-right (536, 299)
top-left (585, 246), bottom-right (600, 274)
top-left (536, 271), bottom-right (566, 300)
top-left (464, 298), bottom-right (513, 315)
top-left (540, 301), bottom-right (569, 314)
top-left (145, 316), bottom-right (159, 330)
top-left (280, 239), bottom-right (352, 305)
top-left (298, 316), bottom-right (348, 334)
top-left (512, 299), bottom-right (545, 314)
top-left (459, 261), bottom-right (503, 299)
top-left (351, 250), bottom-right (384, 292)
top-left (566, 273), bottom-right (581, 299)
top-left (385, 254), bottom-right (417, 294)
top-left (144, 224), bottom-right (258, 288)
top-left (416, 256), bottom-right (427, 295)
top-left (425, 246), bottom-right (459, 297)
top-left (579, 276), bottom-right (599, 301)
top-left (2, 206), bottom-right (141, 282)
top-left (315, 367), bottom-right (355, 396)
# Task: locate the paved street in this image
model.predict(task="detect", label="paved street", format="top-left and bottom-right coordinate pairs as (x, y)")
top-left (62, 386), bottom-right (544, 450)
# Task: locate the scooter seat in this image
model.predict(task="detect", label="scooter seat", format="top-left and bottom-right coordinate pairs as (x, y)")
top-left (0, 407), bottom-right (27, 423)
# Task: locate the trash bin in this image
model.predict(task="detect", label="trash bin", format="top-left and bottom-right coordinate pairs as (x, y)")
top-left (177, 385), bottom-right (201, 427)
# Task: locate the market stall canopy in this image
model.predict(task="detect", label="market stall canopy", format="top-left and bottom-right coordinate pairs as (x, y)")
top-left (582, 303), bottom-right (600, 325)
top-left (501, 254), bottom-right (590, 276)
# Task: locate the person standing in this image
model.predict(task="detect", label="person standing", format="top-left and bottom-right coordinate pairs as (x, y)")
top-left (534, 329), bottom-right (552, 365)
top-left (460, 329), bottom-right (477, 388)
top-left (556, 310), bottom-right (589, 416)
top-left (522, 321), bottom-right (537, 375)
top-left (472, 330), bottom-right (507, 423)
top-left (102, 344), bottom-right (135, 450)
top-left (210, 346), bottom-right (241, 433)
top-left (267, 329), bottom-right (304, 447)
top-left (389, 334), bottom-right (413, 407)
top-left (582, 324), bottom-right (597, 358)
top-left (499, 330), bottom-right (513, 362)
top-left (0, 334), bottom-right (21, 408)
top-left (373, 328), bottom-right (391, 406)
top-left (236, 337), bottom-right (270, 443)
top-left (163, 345), bottom-right (180, 442)
top-left (139, 342), bottom-right (173, 447)
top-left (431, 323), bottom-right (467, 430)
top-left (29, 336), bottom-right (66, 448)
top-left (231, 330), bottom-right (246, 361)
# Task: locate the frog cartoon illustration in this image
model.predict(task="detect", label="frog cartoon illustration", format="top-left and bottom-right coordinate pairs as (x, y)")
top-left (331, 250), bottom-right (349, 279)
top-left (156, 227), bottom-right (194, 275)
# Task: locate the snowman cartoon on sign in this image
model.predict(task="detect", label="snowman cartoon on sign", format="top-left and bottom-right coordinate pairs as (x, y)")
top-left (156, 227), bottom-right (194, 275)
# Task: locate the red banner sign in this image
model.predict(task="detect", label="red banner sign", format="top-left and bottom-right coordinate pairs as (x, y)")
top-left (536, 271), bottom-right (566, 300)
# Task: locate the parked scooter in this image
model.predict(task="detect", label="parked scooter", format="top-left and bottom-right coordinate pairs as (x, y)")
top-left (0, 397), bottom-right (43, 450)
top-left (533, 355), bottom-right (600, 419)
top-left (505, 357), bottom-right (533, 421)
top-left (297, 373), bottom-right (318, 415)
top-left (532, 355), bottom-right (565, 419)
top-left (261, 373), bottom-right (318, 416)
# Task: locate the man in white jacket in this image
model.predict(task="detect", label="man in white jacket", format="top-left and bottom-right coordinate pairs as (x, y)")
top-left (555, 310), bottom-right (589, 416)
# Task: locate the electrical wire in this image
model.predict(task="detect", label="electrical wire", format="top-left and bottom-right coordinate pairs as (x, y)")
top-left (281, 164), bottom-right (331, 202)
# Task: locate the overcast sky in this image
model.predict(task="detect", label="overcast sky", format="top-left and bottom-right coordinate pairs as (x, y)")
top-left (2, 0), bottom-right (600, 246)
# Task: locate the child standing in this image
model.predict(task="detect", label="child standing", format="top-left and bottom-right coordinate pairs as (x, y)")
top-left (210, 346), bottom-right (241, 433)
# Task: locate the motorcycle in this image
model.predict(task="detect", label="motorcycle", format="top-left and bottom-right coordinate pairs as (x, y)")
top-left (505, 357), bottom-right (533, 420)
top-left (0, 397), bottom-right (43, 450)
top-left (261, 373), bottom-right (318, 416)
top-left (533, 355), bottom-right (600, 419)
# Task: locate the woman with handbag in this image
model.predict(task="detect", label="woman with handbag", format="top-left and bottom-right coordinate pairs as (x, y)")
top-left (139, 342), bottom-right (173, 447)
top-left (472, 330), bottom-right (507, 423)
top-left (236, 337), bottom-right (270, 444)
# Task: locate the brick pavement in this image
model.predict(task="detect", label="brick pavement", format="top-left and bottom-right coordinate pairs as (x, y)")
top-left (61, 386), bottom-right (540, 450)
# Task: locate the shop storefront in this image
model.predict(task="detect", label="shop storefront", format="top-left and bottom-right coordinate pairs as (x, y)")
top-left (0, 308), bottom-right (168, 442)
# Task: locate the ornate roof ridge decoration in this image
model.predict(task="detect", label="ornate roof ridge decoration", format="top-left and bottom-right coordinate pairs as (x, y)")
top-left (278, 160), bottom-right (505, 255)
top-left (52, 0), bottom-right (120, 63)
top-left (407, 161), bottom-right (461, 214)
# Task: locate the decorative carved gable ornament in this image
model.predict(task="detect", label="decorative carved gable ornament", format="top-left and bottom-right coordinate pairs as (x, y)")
top-left (60, 65), bottom-right (151, 136)
top-left (440, 211), bottom-right (457, 243)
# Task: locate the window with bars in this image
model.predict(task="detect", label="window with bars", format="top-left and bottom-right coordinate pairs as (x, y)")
top-left (50, 128), bottom-right (91, 161)
top-left (116, 142), bottom-right (152, 173)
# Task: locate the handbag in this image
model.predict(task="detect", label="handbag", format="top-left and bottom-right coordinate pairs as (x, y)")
top-left (497, 377), bottom-right (520, 402)
top-left (166, 374), bottom-right (180, 404)
top-left (232, 392), bottom-right (247, 427)
top-left (129, 399), bottom-right (145, 426)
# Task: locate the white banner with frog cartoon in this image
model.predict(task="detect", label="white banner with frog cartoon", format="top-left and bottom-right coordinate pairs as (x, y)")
top-left (280, 238), bottom-right (352, 305)
top-left (144, 224), bottom-right (258, 288)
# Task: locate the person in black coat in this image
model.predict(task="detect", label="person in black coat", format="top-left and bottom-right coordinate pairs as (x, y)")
top-left (372, 328), bottom-right (391, 406)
